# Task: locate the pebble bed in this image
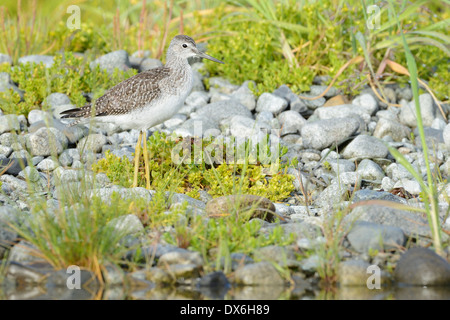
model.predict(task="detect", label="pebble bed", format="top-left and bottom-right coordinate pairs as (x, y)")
top-left (0, 50), bottom-right (449, 300)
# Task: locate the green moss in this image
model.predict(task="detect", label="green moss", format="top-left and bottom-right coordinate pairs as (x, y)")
top-left (93, 132), bottom-right (295, 202)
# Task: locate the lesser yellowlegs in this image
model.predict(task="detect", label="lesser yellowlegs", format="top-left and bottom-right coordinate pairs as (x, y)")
top-left (61, 35), bottom-right (224, 189)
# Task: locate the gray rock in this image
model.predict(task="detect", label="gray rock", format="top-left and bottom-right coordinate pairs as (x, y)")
top-left (338, 259), bottom-right (389, 286)
top-left (8, 241), bottom-right (43, 264)
top-left (299, 94), bottom-right (326, 109)
top-left (90, 50), bottom-right (131, 74)
top-left (232, 81), bottom-right (256, 111)
top-left (194, 100), bottom-right (253, 124)
top-left (185, 91), bottom-right (209, 107)
top-left (394, 248), bottom-right (450, 286)
top-left (129, 57), bottom-right (162, 72)
top-left (126, 243), bottom-right (189, 263)
top-left (229, 115), bottom-right (261, 138)
top-left (399, 94), bottom-right (436, 127)
top-left (314, 182), bottom-right (349, 208)
top-left (173, 117), bottom-right (218, 139)
top-left (18, 166), bottom-right (42, 182)
top-left (36, 158), bottom-right (59, 171)
top-left (0, 205), bottom-right (20, 259)
top-left (431, 118), bottom-right (446, 131)
top-left (385, 163), bottom-right (415, 181)
top-left (58, 150), bottom-right (73, 167)
top-left (108, 214), bottom-right (144, 236)
top-left (158, 250), bottom-right (203, 267)
top-left (309, 85), bottom-right (339, 98)
top-left (443, 123), bottom-right (450, 151)
top-left (0, 132), bottom-right (26, 147)
top-left (0, 114), bottom-right (20, 134)
top-left (373, 118), bottom-right (411, 141)
top-left (273, 84), bottom-right (307, 113)
top-left (346, 204), bottom-right (432, 238)
top-left (209, 90), bottom-right (230, 103)
top-left (274, 203), bottom-right (291, 216)
top-left (277, 110), bottom-right (306, 135)
top-left (394, 179), bottom-right (421, 195)
top-left (209, 77), bottom-right (239, 94)
top-left (102, 263), bottom-right (125, 286)
top-left (110, 147), bottom-right (134, 162)
top-left (90, 187), bottom-right (155, 204)
top-left (256, 92), bottom-right (288, 114)
top-left (342, 135), bottom-right (388, 159)
top-left (0, 53), bottom-right (12, 65)
top-left (381, 176), bottom-right (395, 191)
top-left (27, 109), bottom-right (51, 125)
top-left (0, 72), bottom-right (24, 98)
top-left (254, 245), bottom-right (299, 268)
top-left (18, 55), bottom-right (54, 67)
top-left (145, 267), bottom-right (173, 284)
top-left (347, 221), bottom-right (405, 253)
top-left (352, 93), bottom-right (378, 115)
top-left (315, 104), bottom-right (371, 123)
top-left (397, 86), bottom-right (413, 101)
top-left (169, 192), bottom-right (206, 209)
top-left (234, 262), bottom-right (285, 286)
top-left (131, 50), bottom-right (151, 58)
top-left (0, 157), bottom-right (27, 175)
top-left (440, 158), bottom-right (450, 177)
top-left (27, 127), bottom-right (68, 156)
top-left (414, 127), bottom-right (444, 149)
top-left (352, 189), bottom-right (406, 204)
top-left (300, 255), bottom-right (320, 273)
top-left (164, 263), bottom-right (200, 281)
top-left (376, 109), bottom-right (400, 121)
top-left (163, 113), bottom-right (187, 129)
top-left (289, 205), bottom-right (319, 218)
top-left (301, 117), bottom-right (360, 150)
top-left (43, 93), bottom-right (71, 108)
top-left (0, 145), bottom-right (12, 157)
top-left (77, 133), bottom-right (107, 153)
top-left (356, 159), bottom-right (385, 181)
top-left (326, 158), bottom-right (355, 174)
top-left (335, 171), bottom-right (361, 187)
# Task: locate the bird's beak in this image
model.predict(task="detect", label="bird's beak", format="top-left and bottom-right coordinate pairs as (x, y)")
top-left (196, 50), bottom-right (224, 64)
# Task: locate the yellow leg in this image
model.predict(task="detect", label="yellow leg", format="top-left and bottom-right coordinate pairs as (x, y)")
top-left (133, 131), bottom-right (142, 188)
top-left (142, 130), bottom-right (151, 189)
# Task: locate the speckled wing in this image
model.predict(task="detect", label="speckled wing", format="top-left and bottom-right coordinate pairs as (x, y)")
top-left (60, 67), bottom-right (171, 120)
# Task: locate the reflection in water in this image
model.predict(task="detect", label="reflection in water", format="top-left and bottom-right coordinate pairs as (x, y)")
top-left (1, 283), bottom-right (450, 300)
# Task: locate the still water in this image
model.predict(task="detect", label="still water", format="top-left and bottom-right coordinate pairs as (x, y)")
top-left (2, 283), bottom-right (450, 300)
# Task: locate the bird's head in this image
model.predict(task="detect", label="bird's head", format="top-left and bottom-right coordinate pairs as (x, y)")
top-left (167, 35), bottom-right (224, 64)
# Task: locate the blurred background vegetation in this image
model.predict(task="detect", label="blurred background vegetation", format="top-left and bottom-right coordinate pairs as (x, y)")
top-left (0, 0), bottom-right (449, 115)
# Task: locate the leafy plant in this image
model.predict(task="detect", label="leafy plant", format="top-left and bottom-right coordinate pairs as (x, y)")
top-left (93, 132), bottom-right (296, 202)
top-left (0, 52), bottom-right (137, 115)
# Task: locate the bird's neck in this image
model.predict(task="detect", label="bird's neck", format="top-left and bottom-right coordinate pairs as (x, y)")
top-left (165, 55), bottom-right (190, 70)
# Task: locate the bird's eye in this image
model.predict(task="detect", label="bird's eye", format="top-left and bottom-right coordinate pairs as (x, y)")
top-left (182, 44), bottom-right (188, 48)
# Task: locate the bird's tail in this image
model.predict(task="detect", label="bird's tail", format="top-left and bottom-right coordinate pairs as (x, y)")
top-left (60, 104), bottom-right (92, 127)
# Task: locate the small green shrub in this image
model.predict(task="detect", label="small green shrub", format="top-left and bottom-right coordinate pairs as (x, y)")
top-left (93, 132), bottom-right (296, 202)
top-left (0, 52), bottom-right (137, 115)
